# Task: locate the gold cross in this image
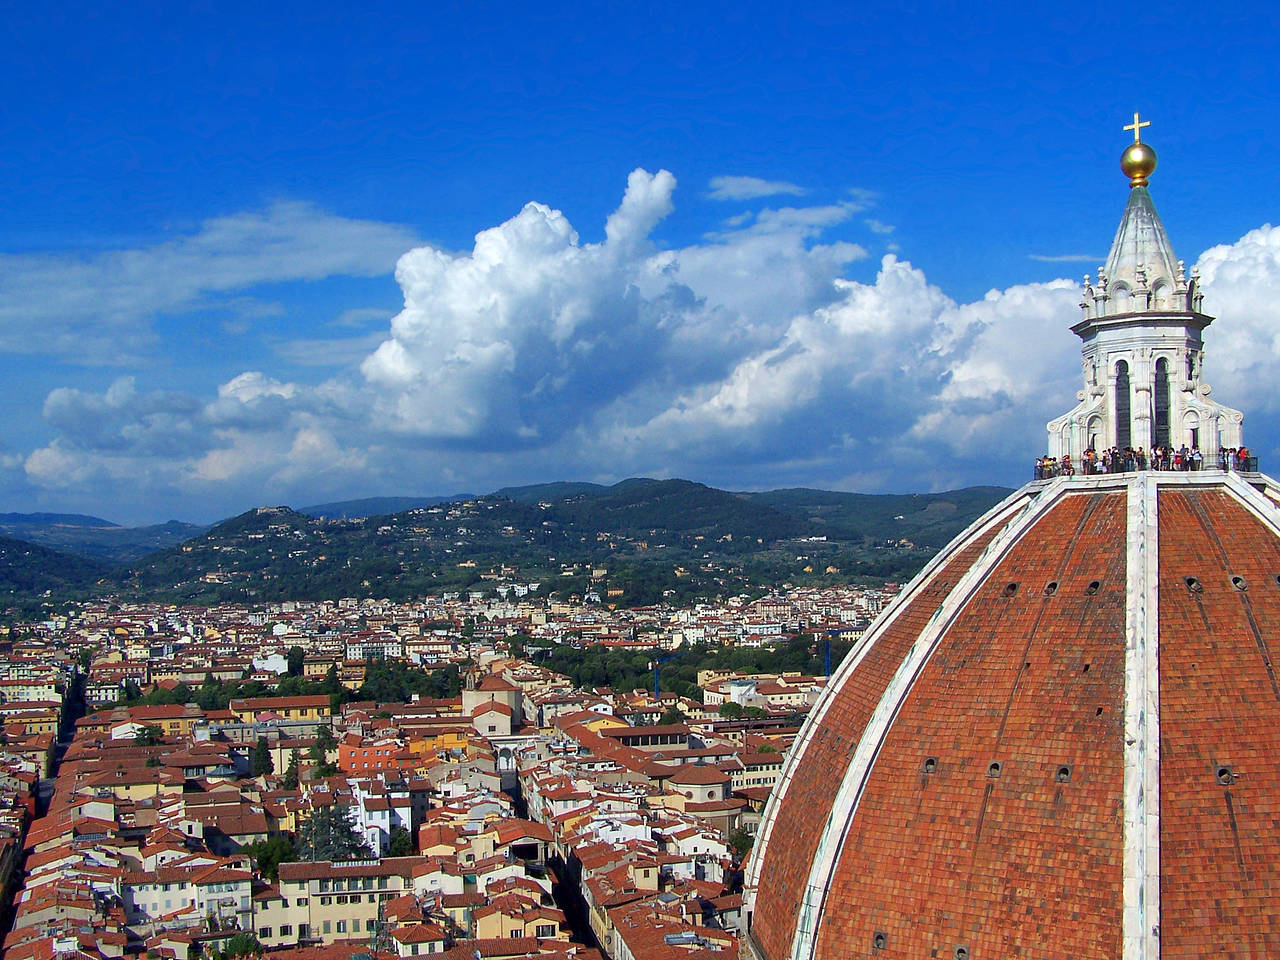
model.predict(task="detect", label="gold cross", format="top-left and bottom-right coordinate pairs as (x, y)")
top-left (1124, 111), bottom-right (1151, 143)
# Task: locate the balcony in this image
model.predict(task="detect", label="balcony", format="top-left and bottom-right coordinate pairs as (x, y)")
top-left (1035, 450), bottom-right (1258, 480)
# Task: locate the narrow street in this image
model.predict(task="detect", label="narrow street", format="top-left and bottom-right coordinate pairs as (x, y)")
top-left (4, 670), bottom-right (85, 941)
top-left (504, 780), bottom-right (599, 951)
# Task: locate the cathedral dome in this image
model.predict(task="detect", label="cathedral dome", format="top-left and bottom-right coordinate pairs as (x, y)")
top-left (743, 123), bottom-right (1280, 960)
top-left (744, 472), bottom-right (1280, 960)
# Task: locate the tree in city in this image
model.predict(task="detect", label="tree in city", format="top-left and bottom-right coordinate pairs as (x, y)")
top-left (307, 731), bottom-right (338, 778)
top-left (658, 704), bottom-right (687, 725)
top-left (717, 702), bottom-right (744, 719)
top-left (287, 646), bottom-right (305, 676)
top-left (388, 825), bottom-right (414, 857)
top-left (197, 672), bottom-right (224, 710)
top-left (214, 932), bottom-right (263, 960)
top-left (250, 736), bottom-right (274, 777)
top-left (315, 721), bottom-right (338, 749)
top-left (727, 828), bottom-right (755, 858)
top-left (242, 834), bottom-right (298, 882)
top-left (282, 751), bottom-right (300, 790)
top-left (296, 804), bottom-right (372, 862)
top-left (134, 724), bottom-right (163, 746)
top-left (319, 664), bottom-right (344, 702)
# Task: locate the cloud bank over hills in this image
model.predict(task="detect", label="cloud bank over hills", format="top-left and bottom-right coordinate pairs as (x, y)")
top-left (8, 171), bottom-right (1280, 522)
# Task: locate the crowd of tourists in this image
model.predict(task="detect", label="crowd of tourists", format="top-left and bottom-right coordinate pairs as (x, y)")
top-left (1035, 445), bottom-right (1255, 479)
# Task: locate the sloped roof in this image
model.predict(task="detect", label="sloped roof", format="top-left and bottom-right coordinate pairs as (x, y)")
top-left (1103, 185), bottom-right (1181, 297)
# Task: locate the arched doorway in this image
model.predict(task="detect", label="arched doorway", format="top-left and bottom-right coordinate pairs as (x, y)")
top-left (1183, 410), bottom-right (1200, 452)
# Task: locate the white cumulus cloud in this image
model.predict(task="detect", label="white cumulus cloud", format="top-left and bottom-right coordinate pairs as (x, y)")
top-left (361, 169), bottom-right (694, 443)
top-left (708, 176), bottom-right (807, 201)
top-left (1194, 224), bottom-right (1280, 409)
top-left (16, 172), bottom-right (1280, 520)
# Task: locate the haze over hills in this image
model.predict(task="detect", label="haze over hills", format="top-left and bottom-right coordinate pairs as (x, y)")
top-left (0, 514), bottom-right (207, 568)
top-left (0, 514), bottom-right (208, 565)
top-left (0, 479), bottom-right (1012, 614)
top-left (0, 512), bottom-right (117, 528)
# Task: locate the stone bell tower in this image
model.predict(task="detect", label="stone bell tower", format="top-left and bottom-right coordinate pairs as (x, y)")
top-left (1047, 114), bottom-right (1243, 460)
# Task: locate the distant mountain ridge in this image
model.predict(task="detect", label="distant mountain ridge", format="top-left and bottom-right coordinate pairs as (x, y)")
top-left (299, 495), bottom-right (473, 519)
top-left (744, 485), bottom-right (1012, 551)
top-left (0, 514), bottom-right (208, 565)
top-left (0, 511), bottom-right (117, 528)
top-left (0, 479), bottom-right (1014, 611)
top-left (491, 481), bottom-right (609, 503)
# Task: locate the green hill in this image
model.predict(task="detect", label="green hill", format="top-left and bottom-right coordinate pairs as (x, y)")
top-left (746, 485), bottom-right (1011, 550)
top-left (0, 511), bottom-right (117, 528)
top-left (2, 480), bottom-right (1013, 610)
top-left (548, 479), bottom-right (809, 542)
top-left (491, 481), bottom-right (609, 503)
top-left (298, 495), bottom-right (471, 519)
top-left (0, 535), bottom-right (111, 612)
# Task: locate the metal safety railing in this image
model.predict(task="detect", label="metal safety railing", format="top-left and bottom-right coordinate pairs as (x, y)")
top-left (1034, 451), bottom-right (1258, 480)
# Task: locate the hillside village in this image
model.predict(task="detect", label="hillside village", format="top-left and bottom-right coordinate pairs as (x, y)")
top-left (0, 583), bottom-right (897, 960)
top-left (2, 484), bottom-right (1008, 615)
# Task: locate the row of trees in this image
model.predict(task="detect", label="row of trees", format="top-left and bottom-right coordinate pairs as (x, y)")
top-left (543, 632), bottom-right (854, 700)
top-left (119, 657), bottom-right (464, 713)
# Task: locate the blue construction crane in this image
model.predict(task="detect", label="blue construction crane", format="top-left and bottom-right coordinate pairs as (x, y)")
top-left (650, 648), bottom-right (689, 699)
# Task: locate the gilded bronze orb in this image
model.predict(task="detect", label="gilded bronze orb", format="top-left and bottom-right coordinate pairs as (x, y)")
top-left (1121, 141), bottom-right (1157, 186)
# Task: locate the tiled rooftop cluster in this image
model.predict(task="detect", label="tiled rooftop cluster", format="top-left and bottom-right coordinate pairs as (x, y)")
top-left (0, 585), bottom-right (891, 960)
top-left (7, 585), bottom-right (892, 715)
top-left (0, 631), bottom-right (70, 938)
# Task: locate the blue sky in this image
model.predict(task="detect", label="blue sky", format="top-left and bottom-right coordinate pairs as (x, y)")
top-left (3, 0), bottom-right (1280, 523)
